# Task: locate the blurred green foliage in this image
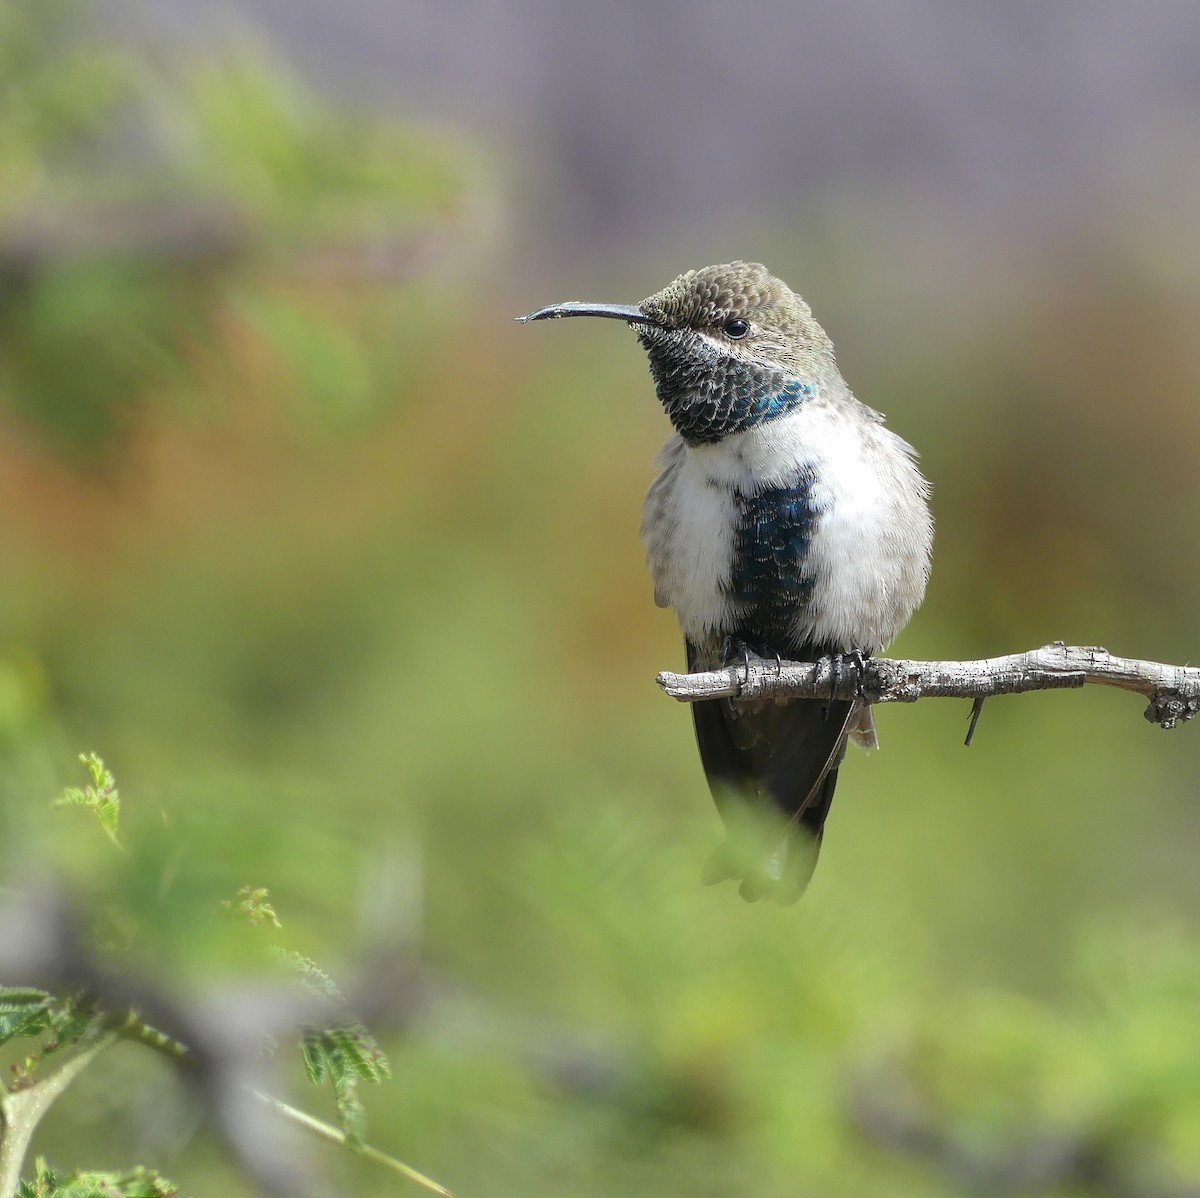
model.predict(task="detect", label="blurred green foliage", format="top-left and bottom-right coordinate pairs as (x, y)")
top-left (0, 0), bottom-right (478, 452)
top-left (2, 0), bottom-right (1200, 1195)
top-left (18, 1156), bottom-right (178, 1198)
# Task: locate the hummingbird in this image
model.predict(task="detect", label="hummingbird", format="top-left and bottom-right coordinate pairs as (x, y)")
top-left (519, 262), bottom-right (932, 902)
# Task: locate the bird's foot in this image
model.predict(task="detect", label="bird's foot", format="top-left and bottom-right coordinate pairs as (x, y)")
top-left (720, 636), bottom-right (754, 687)
top-left (821, 649), bottom-right (871, 719)
top-left (719, 637), bottom-right (783, 689)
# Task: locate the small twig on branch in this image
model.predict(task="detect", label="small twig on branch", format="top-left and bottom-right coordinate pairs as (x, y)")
top-left (656, 643), bottom-right (1200, 731)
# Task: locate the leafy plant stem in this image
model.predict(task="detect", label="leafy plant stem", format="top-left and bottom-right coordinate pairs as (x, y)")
top-left (106, 1009), bottom-right (190, 1061)
top-left (0, 1032), bottom-right (117, 1198)
top-left (251, 1088), bottom-right (454, 1197)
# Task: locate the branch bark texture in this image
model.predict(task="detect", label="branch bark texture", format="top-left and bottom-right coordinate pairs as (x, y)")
top-left (656, 643), bottom-right (1200, 730)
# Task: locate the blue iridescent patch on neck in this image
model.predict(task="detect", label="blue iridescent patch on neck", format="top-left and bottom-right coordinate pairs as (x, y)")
top-left (673, 370), bottom-right (815, 444)
top-left (729, 475), bottom-right (822, 648)
top-left (745, 378), bottom-right (813, 425)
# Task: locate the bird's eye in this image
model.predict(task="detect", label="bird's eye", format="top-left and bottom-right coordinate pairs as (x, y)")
top-left (723, 318), bottom-right (750, 339)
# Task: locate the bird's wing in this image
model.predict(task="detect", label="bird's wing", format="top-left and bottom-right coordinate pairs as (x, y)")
top-left (640, 434), bottom-right (687, 609)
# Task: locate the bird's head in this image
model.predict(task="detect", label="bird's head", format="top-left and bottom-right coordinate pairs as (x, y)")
top-left (519, 261), bottom-right (834, 444)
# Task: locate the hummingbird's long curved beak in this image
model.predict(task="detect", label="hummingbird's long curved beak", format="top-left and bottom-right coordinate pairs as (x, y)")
top-left (515, 302), bottom-right (657, 325)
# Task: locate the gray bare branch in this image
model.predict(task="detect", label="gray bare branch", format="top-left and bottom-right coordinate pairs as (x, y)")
top-left (656, 643), bottom-right (1200, 730)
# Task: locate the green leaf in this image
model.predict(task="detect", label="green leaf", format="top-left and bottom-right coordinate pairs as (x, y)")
top-left (52, 752), bottom-right (122, 847)
top-left (272, 950), bottom-right (341, 998)
top-left (0, 989), bottom-right (55, 1047)
top-left (219, 885), bottom-right (281, 928)
top-left (330, 1024), bottom-right (391, 1085)
top-left (17, 1157), bottom-right (182, 1197)
top-left (271, 949), bottom-right (391, 1143)
top-left (42, 998), bottom-right (99, 1062)
top-left (301, 1023), bottom-right (391, 1087)
top-left (300, 1022), bottom-right (391, 1148)
top-left (299, 1033), bottom-right (328, 1086)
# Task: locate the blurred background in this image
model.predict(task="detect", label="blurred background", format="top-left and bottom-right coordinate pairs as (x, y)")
top-left (3, 0), bottom-right (1200, 1193)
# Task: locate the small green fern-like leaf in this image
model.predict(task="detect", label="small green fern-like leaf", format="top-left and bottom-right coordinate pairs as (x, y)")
top-left (43, 997), bottom-right (99, 1061)
top-left (331, 1023), bottom-right (392, 1085)
top-left (299, 1032), bottom-right (329, 1085)
top-left (274, 948), bottom-right (392, 1144)
top-left (18, 1156), bottom-right (181, 1197)
top-left (53, 752), bottom-right (122, 847)
top-left (273, 949), bottom-right (341, 998)
top-left (332, 1070), bottom-right (367, 1149)
top-left (0, 987), bottom-right (56, 1046)
top-left (300, 1023), bottom-right (391, 1147)
top-left (3, 992), bottom-right (102, 1083)
top-left (220, 885), bottom-right (282, 928)
top-left (302, 1023), bottom-right (391, 1087)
